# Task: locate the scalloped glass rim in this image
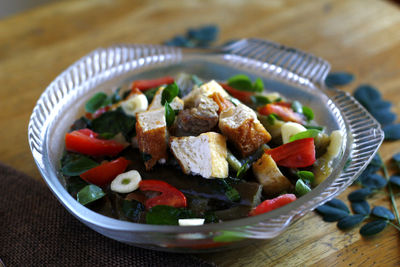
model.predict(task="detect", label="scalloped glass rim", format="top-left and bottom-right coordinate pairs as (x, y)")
top-left (28, 39), bottom-right (384, 249)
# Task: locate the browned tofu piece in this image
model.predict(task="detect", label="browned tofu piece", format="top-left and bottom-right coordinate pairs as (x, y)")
top-left (219, 103), bottom-right (271, 157)
top-left (135, 108), bottom-right (168, 170)
top-left (252, 153), bottom-right (293, 196)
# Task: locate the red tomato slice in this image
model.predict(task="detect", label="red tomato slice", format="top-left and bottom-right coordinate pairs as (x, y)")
top-left (65, 129), bottom-right (125, 157)
top-left (249, 194), bottom-right (297, 216)
top-left (265, 138), bottom-right (316, 168)
top-left (80, 157), bottom-right (130, 186)
top-left (219, 82), bottom-right (253, 103)
top-left (139, 180), bottom-right (187, 210)
top-left (131, 76), bottom-right (174, 91)
top-left (258, 103), bottom-right (305, 124)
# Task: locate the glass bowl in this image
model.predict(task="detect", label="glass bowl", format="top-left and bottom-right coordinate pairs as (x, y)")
top-left (28, 39), bottom-right (383, 252)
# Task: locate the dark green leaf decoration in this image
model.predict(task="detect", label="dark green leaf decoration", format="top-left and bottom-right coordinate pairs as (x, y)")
top-left (122, 199), bottom-right (145, 222)
top-left (143, 87), bottom-right (159, 103)
top-left (348, 188), bottom-right (372, 202)
top-left (296, 170), bottom-right (315, 184)
top-left (227, 74), bottom-right (264, 92)
top-left (351, 200), bottom-right (370, 215)
top-left (236, 160), bottom-right (250, 179)
top-left (371, 206), bottom-right (395, 221)
top-left (289, 129), bottom-right (320, 142)
top-left (66, 176), bottom-right (89, 197)
top-left (161, 82), bottom-right (180, 105)
top-left (91, 107), bottom-right (136, 140)
top-left (165, 103), bottom-right (176, 127)
top-left (389, 176), bottom-right (400, 187)
top-left (325, 198), bottom-right (350, 214)
top-left (146, 205), bottom-right (194, 225)
top-left (85, 92), bottom-right (109, 113)
top-left (360, 174), bottom-right (387, 189)
top-left (383, 124), bottom-right (400, 140)
top-left (337, 214), bottom-right (365, 230)
top-left (267, 114), bottom-right (278, 125)
top-left (217, 179), bottom-right (241, 202)
top-left (360, 220), bottom-right (387, 236)
top-left (291, 101), bottom-right (303, 114)
top-left (295, 179), bottom-right (311, 196)
top-left (61, 154), bottom-right (99, 176)
top-left (77, 185), bottom-right (106, 205)
top-left (315, 205), bottom-right (349, 222)
top-left (304, 125), bottom-right (324, 131)
top-left (325, 72), bottom-right (355, 87)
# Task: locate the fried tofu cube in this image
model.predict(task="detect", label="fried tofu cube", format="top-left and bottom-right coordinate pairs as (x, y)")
top-left (169, 132), bottom-right (228, 179)
top-left (252, 153), bottom-right (293, 196)
top-left (219, 103), bottom-right (271, 157)
top-left (148, 86), bottom-right (184, 111)
top-left (183, 80), bottom-right (229, 108)
top-left (136, 108), bottom-right (168, 170)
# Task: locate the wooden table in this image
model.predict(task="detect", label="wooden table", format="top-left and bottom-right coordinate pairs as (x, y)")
top-left (1, 0), bottom-right (399, 265)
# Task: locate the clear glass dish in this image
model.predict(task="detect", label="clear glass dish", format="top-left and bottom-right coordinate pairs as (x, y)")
top-left (28, 39), bottom-right (383, 252)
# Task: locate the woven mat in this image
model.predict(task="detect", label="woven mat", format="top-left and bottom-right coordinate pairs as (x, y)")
top-left (0, 162), bottom-right (214, 267)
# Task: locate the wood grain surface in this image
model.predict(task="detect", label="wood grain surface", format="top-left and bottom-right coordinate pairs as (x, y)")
top-left (0, 0), bottom-right (399, 266)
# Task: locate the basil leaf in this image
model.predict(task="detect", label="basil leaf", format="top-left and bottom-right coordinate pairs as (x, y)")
top-left (122, 199), bottom-right (145, 221)
top-left (295, 179), bottom-right (311, 196)
top-left (325, 72), bottom-right (355, 87)
top-left (337, 214), bottom-right (365, 230)
top-left (291, 101), bottom-right (303, 114)
top-left (85, 92), bottom-right (108, 113)
top-left (360, 220), bottom-right (387, 236)
top-left (228, 74), bottom-right (253, 91)
top-left (289, 129), bottom-right (320, 142)
top-left (252, 78), bottom-right (264, 93)
top-left (302, 106), bottom-right (314, 121)
top-left (77, 185), bottom-right (106, 205)
top-left (66, 176), bottom-right (89, 197)
top-left (161, 82), bottom-right (179, 105)
top-left (146, 205), bottom-right (193, 225)
top-left (165, 103), bottom-right (175, 127)
top-left (351, 200), bottom-right (370, 215)
top-left (251, 95), bottom-right (271, 106)
top-left (296, 171), bottom-right (315, 184)
top-left (143, 87), bottom-right (159, 103)
top-left (91, 108), bottom-right (135, 140)
top-left (371, 206), bottom-right (395, 221)
top-left (61, 155), bottom-right (99, 176)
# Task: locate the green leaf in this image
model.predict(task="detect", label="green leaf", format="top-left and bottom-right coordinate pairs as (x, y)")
top-left (337, 214), bottom-right (365, 230)
top-left (291, 101), bottom-right (303, 114)
top-left (315, 205), bottom-right (349, 222)
top-left (61, 155), bottom-right (99, 176)
top-left (236, 160), bottom-right (250, 178)
top-left (289, 129), bottom-right (320, 142)
top-left (77, 185), bottom-right (106, 205)
top-left (304, 125), bottom-right (324, 131)
top-left (165, 103), bottom-right (176, 127)
top-left (302, 106), bottom-right (314, 121)
top-left (325, 72), bottom-right (355, 87)
top-left (250, 95), bottom-right (271, 106)
top-left (146, 205), bottom-right (193, 225)
top-left (252, 78), bottom-right (264, 93)
top-left (143, 87), bottom-right (159, 103)
top-left (325, 198), bottom-right (350, 214)
top-left (296, 171), bottom-right (315, 184)
top-left (360, 220), bottom-right (387, 236)
top-left (267, 114), bottom-right (278, 125)
top-left (161, 82), bottom-right (180, 105)
top-left (122, 199), bottom-right (145, 221)
top-left (295, 179), bottom-right (311, 196)
top-left (217, 179), bottom-right (241, 202)
top-left (85, 92), bottom-right (109, 113)
top-left (91, 108), bottom-right (136, 140)
top-left (348, 188), bottom-right (372, 202)
top-left (227, 74), bottom-right (253, 92)
top-left (66, 176), bottom-right (89, 197)
top-left (351, 200), bottom-right (370, 215)
top-left (371, 206), bottom-right (395, 220)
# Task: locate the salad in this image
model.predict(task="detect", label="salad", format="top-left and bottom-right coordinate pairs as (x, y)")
top-left (60, 73), bottom-right (343, 226)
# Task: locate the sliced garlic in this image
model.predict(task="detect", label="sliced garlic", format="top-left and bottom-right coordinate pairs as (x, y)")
top-left (178, 218), bottom-right (205, 226)
top-left (326, 130), bottom-right (343, 159)
top-left (121, 94), bottom-right (148, 116)
top-left (281, 122), bottom-right (307, 144)
top-left (111, 170), bottom-right (142, 193)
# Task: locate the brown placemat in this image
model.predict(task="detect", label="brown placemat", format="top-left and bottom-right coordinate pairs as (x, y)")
top-left (0, 162), bottom-right (215, 267)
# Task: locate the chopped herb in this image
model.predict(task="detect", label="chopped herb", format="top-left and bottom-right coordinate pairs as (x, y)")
top-left (61, 154), bottom-right (99, 176)
top-left (236, 160), bottom-right (250, 178)
top-left (251, 95), bottom-right (271, 106)
top-left (302, 106), bottom-right (314, 121)
top-left (295, 179), bottom-right (311, 196)
top-left (143, 87), bottom-right (159, 103)
top-left (164, 103), bottom-right (176, 127)
top-left (296, 171), bottom-right (315, 185)
top-left (291, 100), bottom-right (303, 114)
top-left (85, 92), bottom-right (109, 113)
top-left (289, 129), bottom-right (320, 142)
top-left (77, 185), bottom-right (106, 205)
top-left (304, 125), bottom-right (324, 131)
top-left (161, 82), bottom-right (180, 105)
top-left (227, 74), bottom-right (264, 93)
top-left (267, 114), bottom-right (278, 125)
